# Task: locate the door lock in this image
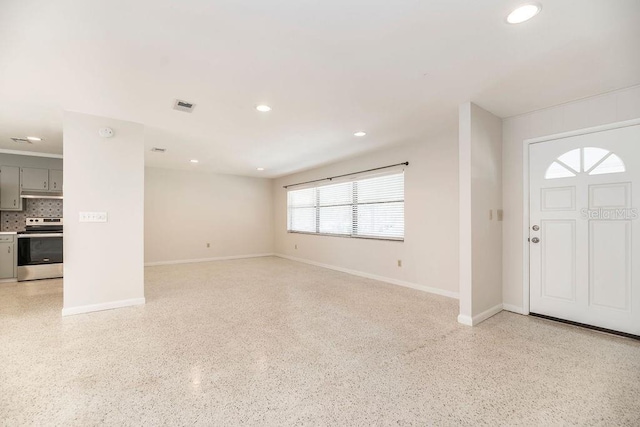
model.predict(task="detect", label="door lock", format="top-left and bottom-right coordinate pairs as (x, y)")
top-left (532, 225), bottom-right (540, 231)
top-left (531, 237), bottom-right (540, 244)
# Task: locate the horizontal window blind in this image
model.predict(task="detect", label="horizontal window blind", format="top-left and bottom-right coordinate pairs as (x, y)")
top-left (287, 171), bottom-right (404, 240)
top-left (287, 187), bottom-right (316, 233)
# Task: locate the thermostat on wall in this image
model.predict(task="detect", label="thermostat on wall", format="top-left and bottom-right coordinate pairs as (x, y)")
top-left (99, 127), bottom-right (114, 138)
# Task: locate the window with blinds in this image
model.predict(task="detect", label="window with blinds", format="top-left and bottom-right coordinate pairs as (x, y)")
top-left (286, 171), bottom-right (404, 240)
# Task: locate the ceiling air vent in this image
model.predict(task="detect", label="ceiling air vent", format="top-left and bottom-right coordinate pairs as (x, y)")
top-left (11, 137), bottom-right (32, 144)
top-left (173, 99), bottom-right (196, 113)
top-left (151, 147), bottom-right (167, 153)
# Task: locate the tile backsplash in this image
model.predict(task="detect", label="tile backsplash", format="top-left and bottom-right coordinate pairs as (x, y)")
top-left (1, 199), bottom-right (63, 231)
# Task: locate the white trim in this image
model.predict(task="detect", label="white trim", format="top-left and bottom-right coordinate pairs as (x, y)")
top-left (526, 118), bottom-right (640, 146)
top-left (0, 148), bottom-right (63, 159)
top-left (502, 304), bottom-right (528, 315)
top-left (0, 278), bottom-right (18, 284)
top-left (62, 297), bottom-right (145, 316)
top-left (275, 253), bottom-right (459, 300)
top-left (457, 314), bottom-right (473, 326)
top-left (458, 102), bottom-right (473, 321)
top-left (473, 303), bottom-right (504, 324)
top-left (522, 131), bottom-right (531, 315)
top-left (458, 304), bottom-right (504, 326)
top-left (505, 84), bottom-right (640, 120)
top-left (521, 119), bottom-right (640, 317)
top-left (144, 253), bottom-right (275, 267)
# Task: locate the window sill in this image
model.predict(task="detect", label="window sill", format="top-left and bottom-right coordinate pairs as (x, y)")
top-left (287, 231), bottom-right (404, 242)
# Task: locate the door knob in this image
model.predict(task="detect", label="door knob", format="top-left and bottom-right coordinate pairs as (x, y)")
top-left (531, 237), bottom-right (540, 243)
top-left (532, 225), bottom-right (540, 231)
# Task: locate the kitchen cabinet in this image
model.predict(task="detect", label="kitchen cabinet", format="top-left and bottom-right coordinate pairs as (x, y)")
top-left (0, 166), bottom-right (23, 211)
top-left (20, 168), bottom-right (62, 193)
top-left (20, 167), bottom-right (49, 191)
top-left (0, 237), bottom-right (16, 279)
top-left (49, 169), bottom-right (63, 192)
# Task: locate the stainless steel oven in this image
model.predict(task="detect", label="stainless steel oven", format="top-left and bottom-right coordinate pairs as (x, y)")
top-left (17, 218), bottom-right (63, 281)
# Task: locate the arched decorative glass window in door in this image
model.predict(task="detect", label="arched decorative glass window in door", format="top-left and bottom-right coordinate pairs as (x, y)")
top-left (545, 147), bottom-right (626, 180)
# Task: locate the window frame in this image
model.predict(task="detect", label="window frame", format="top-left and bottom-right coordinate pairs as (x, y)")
top-left (286, 171), bottom-right (405, 242)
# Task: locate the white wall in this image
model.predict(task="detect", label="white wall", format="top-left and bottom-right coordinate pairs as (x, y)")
top-left (273, 129), bottom-right (459, 297)
top-left (459, 104), bottom-right (472, 319)
top-left (144, 167), bottom-right (274, 264)
top-left (503, 85), bottom-right (640, 312)
top-left (458, 103), bottom-right (503, 325)
top-left (63, 112), bottom-right (145, 315)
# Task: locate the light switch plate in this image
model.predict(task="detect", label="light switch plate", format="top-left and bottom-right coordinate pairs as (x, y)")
top-left (79, 212), bottom-right (108, 222)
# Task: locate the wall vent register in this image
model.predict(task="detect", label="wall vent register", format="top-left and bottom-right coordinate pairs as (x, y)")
top-left (10, 137), bottom-right (32, 144)
top-left (173, 99), bottom-right (196, 113)
top-left (286, 171), bottom-right (405, 241)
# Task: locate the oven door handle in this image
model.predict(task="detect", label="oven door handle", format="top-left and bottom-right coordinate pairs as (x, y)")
top-left (17, 233), bottom-right (64, 238)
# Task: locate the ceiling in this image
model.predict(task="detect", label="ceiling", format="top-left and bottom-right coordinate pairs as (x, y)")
top-left (1, 0), bottom-right (639, 177)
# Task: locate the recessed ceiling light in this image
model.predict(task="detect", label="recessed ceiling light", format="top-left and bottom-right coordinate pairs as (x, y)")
top-left (26, 136), bottom-right (42, 141)
top-left (506, 4), bottom-right (541, 24)
top-left (354, 131), bottom-right (367, 137)
top-left (190, 159), bottom-right (199, 163)
top-left (256, 105), bottom-right (272, 112)
top-left (257, 167), bottom-right (265, 171)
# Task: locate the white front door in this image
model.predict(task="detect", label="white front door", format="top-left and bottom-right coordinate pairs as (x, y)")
top-left (529, 124), bottom-right (640, 336)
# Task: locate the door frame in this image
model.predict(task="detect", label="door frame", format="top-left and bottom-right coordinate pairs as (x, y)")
top-left (521, 118), bottom-right (640, 315)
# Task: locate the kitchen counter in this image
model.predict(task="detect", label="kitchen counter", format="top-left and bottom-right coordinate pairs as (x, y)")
top-left (0, 231), bottom-right (17, 235)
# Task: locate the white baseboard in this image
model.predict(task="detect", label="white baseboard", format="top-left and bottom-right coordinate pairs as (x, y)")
top-left (457, 314), bottom-right (473, 326)
top-left (275, 253), bottom-right (459, 300)
top-left (473, 303), bottom-right (504, 325)
top-left (502, 303), bottom-right (528, 315)
top-left (458, 303), bottom-right (504, 326)
top-left (144, 253), bottom-right (275, 267)
top-left (62, 297), bottom-right (146, 316)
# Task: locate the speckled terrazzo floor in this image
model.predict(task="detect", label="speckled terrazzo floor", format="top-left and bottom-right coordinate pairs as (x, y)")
top-left (1, 257), bottom-right (639, 426)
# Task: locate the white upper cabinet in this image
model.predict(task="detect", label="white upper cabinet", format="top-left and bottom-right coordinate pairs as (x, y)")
top-left (19, 168), bottom-right (62, 193)
top-left (20, 167), bottom-right (49, 191)
top-left (0, 166), bottom-right (23, 211)
top-left (49, 169), bottom-right (63, 193)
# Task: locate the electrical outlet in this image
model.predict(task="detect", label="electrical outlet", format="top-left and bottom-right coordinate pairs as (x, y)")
top-left (295, 244), bottom-right (298, 250)
top-left (397, 260), bottom-right (402, 267)
top-left (206, 243), bottom-right (210, 248)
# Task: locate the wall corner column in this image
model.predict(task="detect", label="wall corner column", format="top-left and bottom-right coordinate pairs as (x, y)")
top-left (62, 111), bottom-right (145, 316)
top-left (458, 102), bottom-right (503, 326)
